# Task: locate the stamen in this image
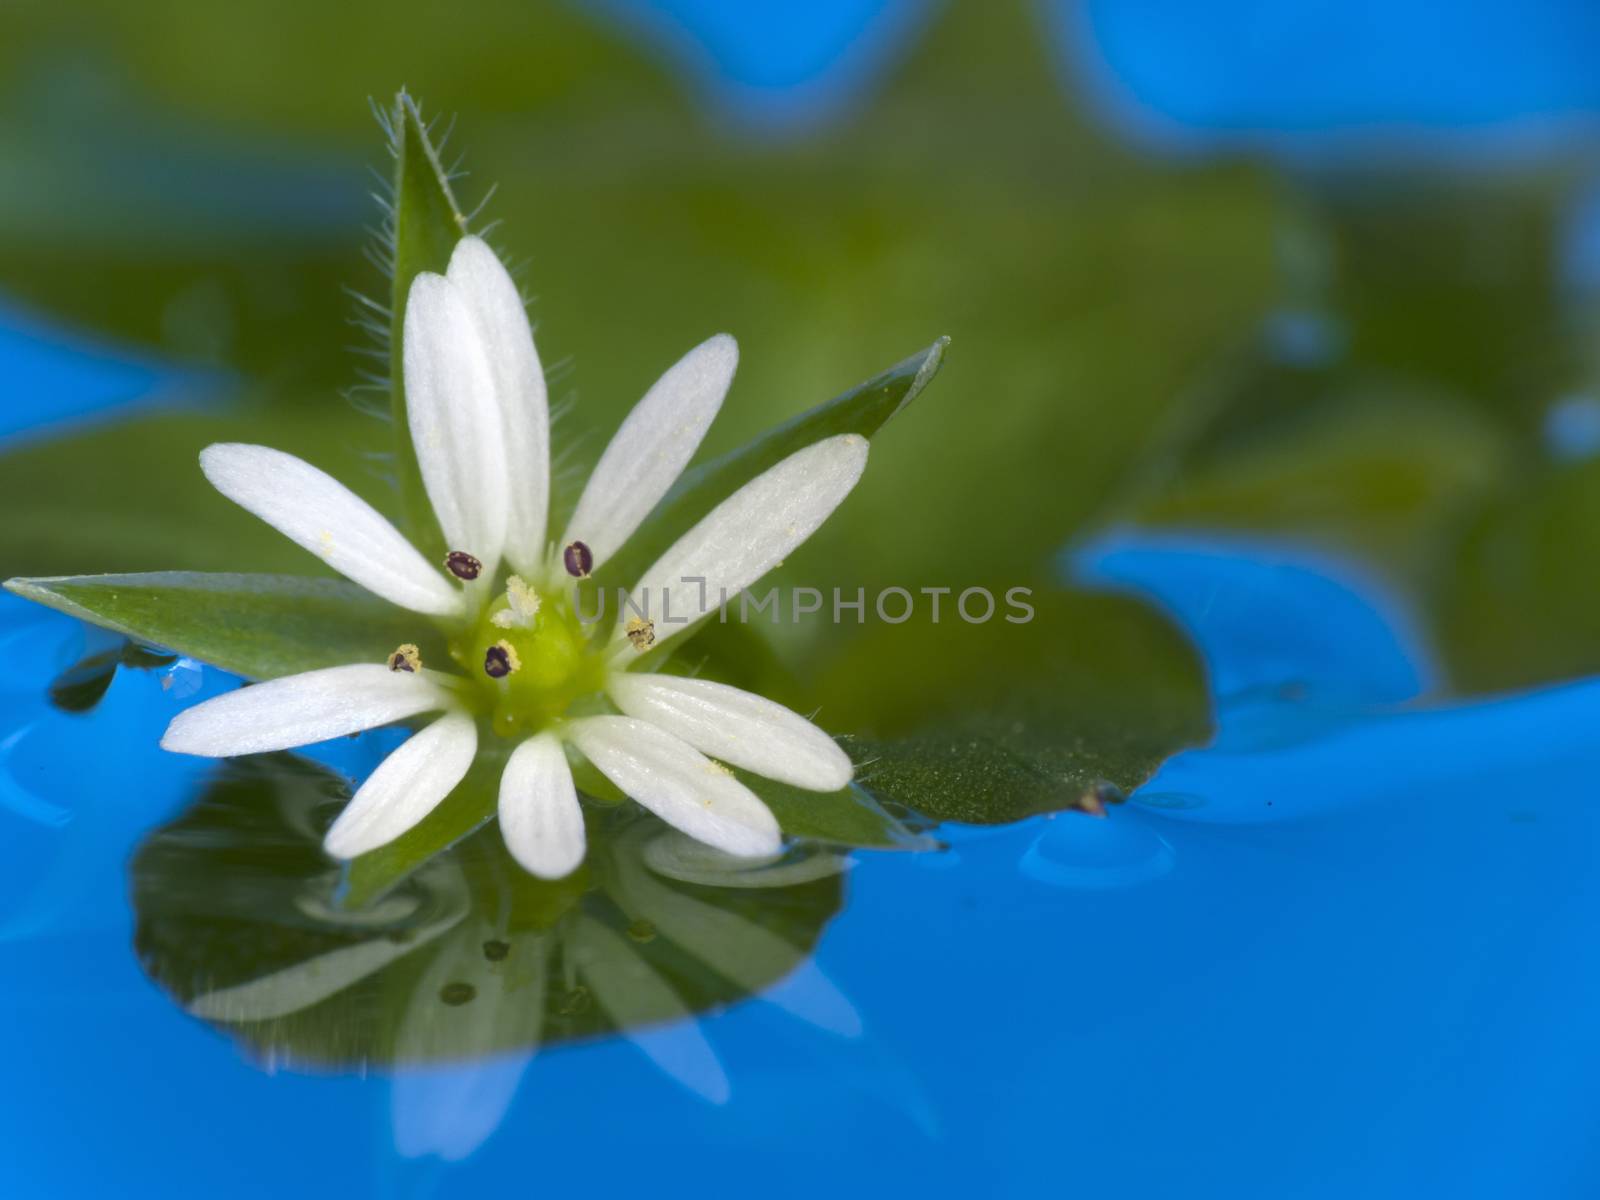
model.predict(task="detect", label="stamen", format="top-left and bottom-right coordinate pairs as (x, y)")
top-left (387, 644), bottom-right (422, 673)
top-left (563, 540), bottom-right (594, 578)
top-left (484, 640), bottom-right (521, 679)
top-left (445, 550), bottom-right (483, 581)
top-left (491, 575), bottom-right (542, 629)
top-left (624, 617), bottom-right (656, 652)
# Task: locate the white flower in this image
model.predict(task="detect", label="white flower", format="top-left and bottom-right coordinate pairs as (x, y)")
top-left (161, 235), bottom-right (865, 878)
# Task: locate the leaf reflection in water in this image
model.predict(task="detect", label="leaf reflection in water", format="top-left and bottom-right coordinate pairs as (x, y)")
top-left (131, 754), bottom-right (854, 1153)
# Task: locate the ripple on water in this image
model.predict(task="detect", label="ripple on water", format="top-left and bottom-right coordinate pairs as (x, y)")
top-left (0, 721), bottom-right (72, 829)
top-left (0, 606), bottom-right (82, 697)
top-left (1131, 791), bottom-right (1208, 812)
top-left (0, 719), bottom-right (76, 932)
top-left (1019, 812), bottom-right (1176, 889)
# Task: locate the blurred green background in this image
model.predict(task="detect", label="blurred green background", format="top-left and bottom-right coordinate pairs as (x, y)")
top-left (5, 0), bottom-right (1600, 717)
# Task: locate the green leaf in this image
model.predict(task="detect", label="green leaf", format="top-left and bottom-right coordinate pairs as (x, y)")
top-left (0, 406), bottom-right (397, 581)
top-left (47, 647), bottom-right (123, 713)
top-left (591, 337), bottom-right (948, 593)
top-left (1132, 379), bottom-right (1507, 582)
top-left (4, 572), bottom-right (448, 682)
top-left (1434, 459), bottom-right (1600, 693)
top-left (853, 718), bottom-right (1161, 826)
top-left (738, 771), bottom-right (934, 851)
top-left (802, 585), bottom-right (1214, 824)
top-left (384, 90), bottom-right (474, 560)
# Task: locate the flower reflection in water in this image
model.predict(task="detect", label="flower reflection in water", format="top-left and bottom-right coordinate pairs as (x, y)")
top-left (130, 754), bottom-right (854, 1159)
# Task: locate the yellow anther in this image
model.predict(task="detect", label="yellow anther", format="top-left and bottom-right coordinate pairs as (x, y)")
top-left (491, 575), bottom-right (542, 629)
top-left (387, 644), bottom-right (422, 673)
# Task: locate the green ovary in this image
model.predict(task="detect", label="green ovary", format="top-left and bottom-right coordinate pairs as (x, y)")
top-left (450, 590), bottom-right (610, 737)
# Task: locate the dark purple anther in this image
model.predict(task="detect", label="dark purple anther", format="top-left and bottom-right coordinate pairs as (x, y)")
top-left (445, 550), bottom-right (482, 581)
top-left (563, 540), bottom-right (594, 578)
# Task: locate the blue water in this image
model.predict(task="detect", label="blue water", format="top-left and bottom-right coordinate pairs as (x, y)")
top-left (1058, 0), bottom-right (1600, 162)
top-left (591, 0), bottom-right (930, 129)
top-left (11, 5), bottom-right (1600, 1187)
top-left (591, 0), bottom-right (1600, 160)
top-left (0, 304), bottom-right (185, 448)
top-left (4, 511), bottom-right (1599, 1196)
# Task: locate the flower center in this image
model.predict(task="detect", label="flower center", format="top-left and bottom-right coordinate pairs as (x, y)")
top-left (452, 580), bottom-right (609, 737)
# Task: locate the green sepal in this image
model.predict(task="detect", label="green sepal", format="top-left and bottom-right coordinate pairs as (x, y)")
top-left (385, 90), bottom-right (473, 560)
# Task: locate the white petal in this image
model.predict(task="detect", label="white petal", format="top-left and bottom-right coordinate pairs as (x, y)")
top-left (161, 664), bottom-right (451, 757)
top-left (498, 733), bottom-right (585, 878)
top-left (391, 920), bottom-right (546, 1160)
top-left (323, 713), bottom-right (477, 859)
top-left (562, 334), bottom-right (737, 571)
top-left (188, 907), bottom-right (464, 1022)
top-left (609, 847), bottom-right (860, 1037)
top-left (567, 716), bottom-right (780, 858)
top-left (392, 1056), bottom-right (532, 1163)
top-left (392, 921), bottom-right (548, 1065)
top-left (447, 237), bottom-right (550, 575)
top-left (199, 443), bottom-right (461, 617)
top-left (404, 272), bottom-right (511, 573)
top-left (758, 960), bottom-right (864, 1038)
top-left (571, 915), bottom-right (729, 1103)
top-left (620, 434), bottom-right (868, 652)
top-left (607, 673), bottom-right (851, 791)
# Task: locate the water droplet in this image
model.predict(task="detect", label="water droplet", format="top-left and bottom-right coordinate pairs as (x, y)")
top-left (159, 657), bottom-right (204, 699)
top-left (1019, 814), bottom-right (1175, 889)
